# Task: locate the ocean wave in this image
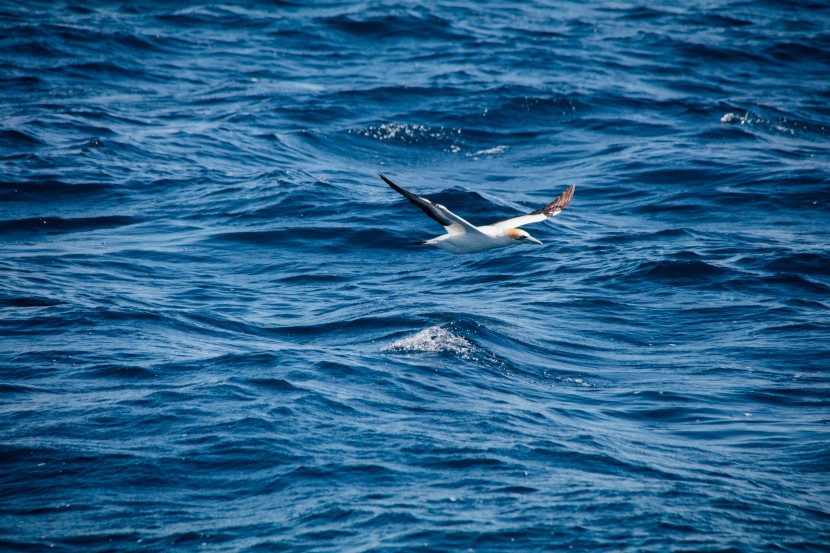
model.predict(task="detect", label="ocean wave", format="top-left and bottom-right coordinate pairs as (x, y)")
top-left (348, 122), bottom-right (465, 154)
top-left (0, 214), bottom-right (139, 235)
top-left (319, 11), bottom-right (468, 41)
top-left (720, 108), bottom-right (830, 140)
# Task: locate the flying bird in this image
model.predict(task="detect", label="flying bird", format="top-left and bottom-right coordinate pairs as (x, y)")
top-left (379, 173), bottom-right (574, 254)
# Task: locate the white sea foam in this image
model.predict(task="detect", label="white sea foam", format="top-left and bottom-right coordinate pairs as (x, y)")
top-left (349, 123), bottom-right (462, 143)
top-left (559, 377), bottom-right (594, 388)
top-left (467, 145), bottom-right (507, 157)
top-left (353, 123), bottom-right (428, 141)
top-left (720, 112), bottom-right (753, 124)
top-left (720, 112), bottom-right (795, 135)
top-left (384, 326), bottom-right (474, 356)
top-left (720, 111), bottom-right (768, 125)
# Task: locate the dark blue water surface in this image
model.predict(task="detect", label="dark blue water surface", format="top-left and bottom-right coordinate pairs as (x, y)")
top-left (2, 1), bottom-right (830, 551)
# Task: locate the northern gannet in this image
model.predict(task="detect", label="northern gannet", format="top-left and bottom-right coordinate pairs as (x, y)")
top-left (380, 173), bottom-right (574, 254)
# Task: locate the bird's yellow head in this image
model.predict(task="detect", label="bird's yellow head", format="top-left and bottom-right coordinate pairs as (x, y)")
top-left (507, 228), bottom-right (543, 245)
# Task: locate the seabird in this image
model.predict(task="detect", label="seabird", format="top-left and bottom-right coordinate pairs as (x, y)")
top-left (379, 173), bottom-right (574, 254)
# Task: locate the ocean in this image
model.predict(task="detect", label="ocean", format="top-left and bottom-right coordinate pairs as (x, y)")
top-left (1, 1), bottom-right (829, 551)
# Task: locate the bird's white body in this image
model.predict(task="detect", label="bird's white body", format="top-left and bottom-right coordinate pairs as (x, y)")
top-left (422, 225), bottom-right (524, 254)
top-left (379, 173), bottom-right (574, 255)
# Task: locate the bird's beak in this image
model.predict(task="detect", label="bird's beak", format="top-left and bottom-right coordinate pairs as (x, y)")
top-left (527, 236), bottom-right (543, 245)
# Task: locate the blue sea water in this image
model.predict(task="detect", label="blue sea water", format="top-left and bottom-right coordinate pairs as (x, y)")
top-left (2, 0), bottom-right (830, 551)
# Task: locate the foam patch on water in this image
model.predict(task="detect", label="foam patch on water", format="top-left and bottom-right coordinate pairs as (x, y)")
top-left (384, 325), bottom-right (475, 356)
top-left (350, 123), bottom-right (462, 143)
top-left (720, 111), bottom-right (797, 135)
top-left (559, 376), bottom-right (594, 388)
top-left (720, 112), bottom-right (754, 124)
top-left (466, 145), bottom-right (507, 157)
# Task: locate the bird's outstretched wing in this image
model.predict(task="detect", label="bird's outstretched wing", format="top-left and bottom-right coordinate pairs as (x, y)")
top-left (379, 173), bottom-right (483, 235)
top-left (490, 184), bottom-right (575, 230)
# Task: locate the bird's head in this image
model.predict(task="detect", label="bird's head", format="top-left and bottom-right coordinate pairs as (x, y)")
top-left (507, 228), bottom-right (543, 246)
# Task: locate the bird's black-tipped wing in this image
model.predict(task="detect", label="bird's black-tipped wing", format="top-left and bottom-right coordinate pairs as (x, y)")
top-left (379, 173), bottom-right (481, 235)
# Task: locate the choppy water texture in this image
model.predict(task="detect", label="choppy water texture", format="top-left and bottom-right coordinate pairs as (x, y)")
top-left (2, 1), bottom-right (830, 551)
